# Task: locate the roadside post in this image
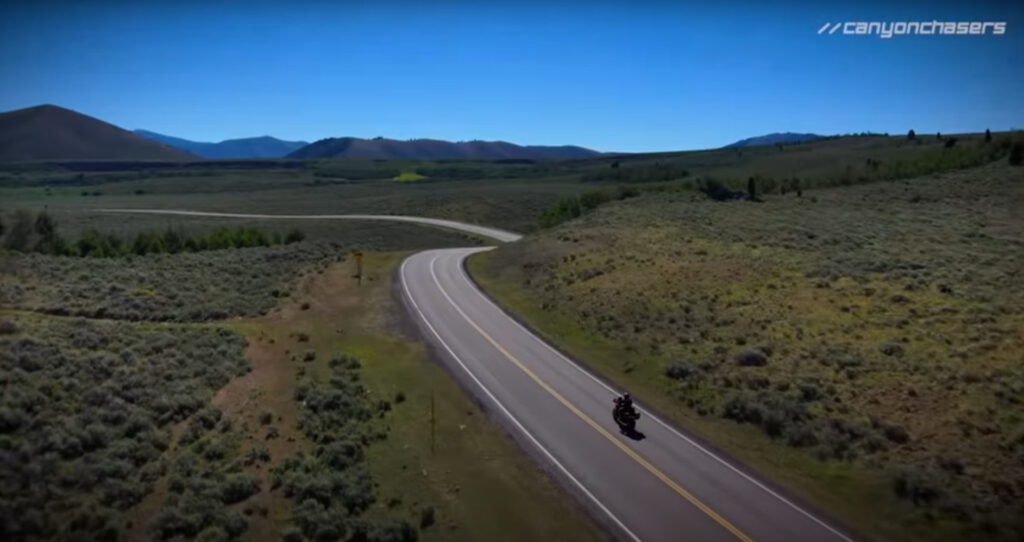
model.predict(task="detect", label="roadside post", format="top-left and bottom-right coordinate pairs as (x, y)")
top-left (352, 250), bottom-right (363, 285)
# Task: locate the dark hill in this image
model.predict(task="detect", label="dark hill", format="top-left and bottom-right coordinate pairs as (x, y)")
top-left (724, 132), bottom-right (822, 148)
top-left (133, 130), bottom-right (308, 159)
top-left (288, 136), bottom-right (601, 160)
top-left (0, 105), bottom-right (197, 161)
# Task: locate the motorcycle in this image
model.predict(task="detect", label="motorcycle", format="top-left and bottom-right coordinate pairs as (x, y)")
top-left (612, 396), bottom-right (640, 432)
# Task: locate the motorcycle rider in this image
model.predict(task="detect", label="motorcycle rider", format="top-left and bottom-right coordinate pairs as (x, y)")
top-left (613, 392), bottom-right (639, 431)
top-left (613, 392), bottom-right (635, 416)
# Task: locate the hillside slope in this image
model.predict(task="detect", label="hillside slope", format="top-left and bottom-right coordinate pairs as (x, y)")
top-left (288, 136), bottom-right (601, 160)
top-left (0, 105), bottom-right (197, 161)
top-left (134, 130), bottom-right (308, 159)
top-left (469, 162), bottom-right (1024, 542)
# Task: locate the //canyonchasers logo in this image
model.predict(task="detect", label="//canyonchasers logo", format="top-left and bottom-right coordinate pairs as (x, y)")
top-left (818, 20), bottom-right (1007, 38)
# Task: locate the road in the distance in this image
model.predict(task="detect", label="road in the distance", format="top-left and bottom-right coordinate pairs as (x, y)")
top-left (102, 209), bottom-right (855, 542)
top-left (98, 209), bottom-right (522, 243)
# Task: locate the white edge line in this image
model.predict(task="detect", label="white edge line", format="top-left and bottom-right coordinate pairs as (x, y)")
top-left (453, 252), bottom-right (856, 542)
top-left (399, 253), bottom-right (644, 542)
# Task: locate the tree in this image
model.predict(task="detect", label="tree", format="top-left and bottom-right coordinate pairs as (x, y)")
top-left (985, 129), bottom-right (992, 143)
top-left (32, 211), bottom-right (62, 253)
top-left (907, 129), bottom-right (916, 140)
top-left (3, 209), bottom-right (34, 251)
top-left (936, 132), bottom-right (942, 140)
top-left (747, 177), bottom-right (757, 200)
top-left (34, 211), bottom-right (55, 239)
top-left (162, 228), bottom-right (185, 253)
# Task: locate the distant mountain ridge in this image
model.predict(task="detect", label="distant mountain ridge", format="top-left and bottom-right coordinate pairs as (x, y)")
top-left (134, 130), bottom-right (308, 159)
top-left (0, 105), bottom-right (197, 162)
top-left (724, 132), bottom-right (822, 148)
top-left (288, 136), bottom-right (602, 160)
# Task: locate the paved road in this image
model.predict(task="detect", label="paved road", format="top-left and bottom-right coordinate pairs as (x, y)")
top-left (97, 209), bottom-right (522, 243)
top-left (102, 209), bottom-right (855, 542)
top-left (400, 247), bottom-right (855, 542)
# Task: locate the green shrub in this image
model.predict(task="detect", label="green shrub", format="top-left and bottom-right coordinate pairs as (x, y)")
top-left (581, 163), bottom-right (688, 183)
top-left (891, 466), bottom-right (942, 506)
top-left (579, 189), bottom-right (612, 212)
top-left (0, 319), bottom-right (19, 335)
top-left (367, 518), bottom-right (418, 542)
top-left (195, 526), bottom-right (229, 542)
top-left (538, 196), bottom-right (582, 228)
top-left (419, 505), bottom-right (435, 528)
top-left (221, 473), bottom-right (260, 504)
top-left (699, 178), bottom-right (745, 201)
top-left (1010, 141), bottom-right (1024, 166)
top-left (3, 209), bottom-right (34, 251)
top-left (664, 362), bottom-right (700, 381)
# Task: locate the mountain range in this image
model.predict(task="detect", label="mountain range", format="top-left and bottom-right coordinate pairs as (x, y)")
top-left (0, 105), bottom-right (196, 162)
top-left (133, 130), bottom-right (308, 159)
top-left (723, 132), bottom-right (822, 148)
top-left (0, 103), bottom-right (823, 162)
top-left (287, 137), bottom-right (601, 160)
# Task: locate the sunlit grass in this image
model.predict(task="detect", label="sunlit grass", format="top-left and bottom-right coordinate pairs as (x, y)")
top-left (469, 162), bottom-right (1024, 542)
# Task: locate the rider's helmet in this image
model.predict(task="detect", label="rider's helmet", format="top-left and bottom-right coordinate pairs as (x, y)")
top-left (622, 392), bottom-right (631, 402)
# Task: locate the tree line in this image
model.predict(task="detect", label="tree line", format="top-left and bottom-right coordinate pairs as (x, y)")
top-left (0, 209), bottom-right (305, 258)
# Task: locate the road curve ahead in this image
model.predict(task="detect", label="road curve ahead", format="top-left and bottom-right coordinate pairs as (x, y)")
top-left (401, 247), bottom-right (857, 542)
top-left (99, 209), bottom-right (854, 542)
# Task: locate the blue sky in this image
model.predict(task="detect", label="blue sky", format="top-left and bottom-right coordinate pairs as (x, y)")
top-left (1, 1), bottom-right (1021, 152)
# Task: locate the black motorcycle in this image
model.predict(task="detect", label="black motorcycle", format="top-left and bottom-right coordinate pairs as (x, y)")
top-left (612, 396), bottom-right (640, 432)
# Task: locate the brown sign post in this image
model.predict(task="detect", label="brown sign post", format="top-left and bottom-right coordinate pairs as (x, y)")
top-left (352, 250), bottom-right (364, 285)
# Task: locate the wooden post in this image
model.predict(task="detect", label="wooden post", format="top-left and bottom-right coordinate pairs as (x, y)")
top-left (430, 391), bottom-right (435, 455)
top-left (352, 250), bottom-right (363, 285)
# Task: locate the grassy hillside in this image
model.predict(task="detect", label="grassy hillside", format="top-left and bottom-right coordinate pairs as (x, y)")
top-left (469, 162), bottom-right (1024, 542)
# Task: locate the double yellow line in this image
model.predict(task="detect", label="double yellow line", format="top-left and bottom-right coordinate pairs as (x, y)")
top-left (429, 256), bottom-right (754, 542)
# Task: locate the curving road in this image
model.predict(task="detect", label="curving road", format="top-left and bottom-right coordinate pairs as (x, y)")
top-left (102, 210), bottom-right (856, 542)
top-left (97, 209), bottom-right (522, 243)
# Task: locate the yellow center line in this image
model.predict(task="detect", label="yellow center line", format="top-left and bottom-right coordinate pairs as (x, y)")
top-left (430, 256), bottom-right (754, 542)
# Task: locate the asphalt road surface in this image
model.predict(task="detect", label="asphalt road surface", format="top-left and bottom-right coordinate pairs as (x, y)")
top-left (103, 210), bottom-right (855, 542)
